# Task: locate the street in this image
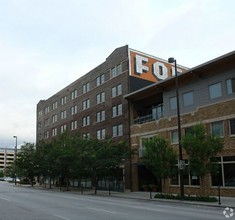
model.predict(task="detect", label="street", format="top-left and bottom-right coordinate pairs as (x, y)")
top-left (0, 181), bottom-right (228, 220)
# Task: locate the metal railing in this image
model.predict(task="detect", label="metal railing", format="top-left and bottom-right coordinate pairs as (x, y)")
top-left (134, 112), bottom-right (164, 124)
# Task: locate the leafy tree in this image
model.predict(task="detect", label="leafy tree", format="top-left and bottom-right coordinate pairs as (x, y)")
top-left (15, 143), bottom-right (38, 186)
top-left (181, 124), bottom-right (224, 195)
top-left (0, 170), bottom-right (4, 177)
top-left (143, 136), bottom-right (178, 192)
top-left (15, 133), bottom-right (133, 192)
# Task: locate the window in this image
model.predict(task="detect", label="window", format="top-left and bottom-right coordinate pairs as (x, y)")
top-left (60, 110), bottom-right (67, 119)
top-left (38, 110), bottom-right (43, 117)
top-left (171, 130), bottom-right (179, 144)
top-left (82, 116), bottom-right (90, 126)
top-left (83, 83), bottom-right (90, 94)
top-left (229, 119), bottom-right (235, 136)
top-left (211, 121), bottom-right (224, 137)
top-left (45, 118), bottom-right (49, 126)
top-left (211, 156), bottom-right (235, 187)
top-left (139, 136), bottom-right (155, 158)
top-left (96, 110), bottom-right (105, 122)
top-left (111, 64), bottom-right (122, 78)
top-left (52, 128), bottom-right (57, 137)
top-left (112, 104), bottom-right (122, 117)
top-left (61, 96), bottom-right (67, 105)
top-left (183, 91), bottom-right (194, 107)
top-left (45, 106), bottom-right (50, 114)
top-left (227, 78), bottom-right (235, 94)
top-left (71, 105), bottom-right (78, 115)
top-left (61, 125), bottom-right (67, 133)
top-left (52, 102), bottom-right (58, 110)
top-left (96, 92), bottom-right (105, 104)
top-left (152, 104), bottom-right (164, 120)
top-left (44, 131), bottom-right (49, 139)
top-left (170, 96), bottom-right (177, 110)
top-left (82, 99), bottom-right (90, 110)
top-left (97, 129), bottom-right (105, 140)
top-left (52, 115), bottom-right (57, 123)
top-left (83, 133), bottom-right (90, 139)
top-left (171, 160), bottom-right (199, 186)
top-left (112, 84), bottom-right (122, 97)
top-left (71, 90), bottom-right (78, 100)
top-left (112, 124), bottom-right (123, 137)
top-left (96, 74), bottom-right (105, 86)
top-left (71, 121), bottom-right (77, 130)
top-left (209, 82), bottom-right (222, 99)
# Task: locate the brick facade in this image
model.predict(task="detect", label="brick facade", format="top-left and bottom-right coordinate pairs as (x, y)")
top-left (127, 51), bottom-right (235, 196)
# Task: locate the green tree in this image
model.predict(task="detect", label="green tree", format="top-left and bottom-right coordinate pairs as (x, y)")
top-left (181, 124), bottom-right (224, 195)
top-left (15, 143), bottom-right (38, 186)
top-left (143, 136), bottom-right (177, 192)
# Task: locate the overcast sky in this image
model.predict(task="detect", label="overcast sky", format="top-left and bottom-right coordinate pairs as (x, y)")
top-left (0, 0), bottom-right (234, 148)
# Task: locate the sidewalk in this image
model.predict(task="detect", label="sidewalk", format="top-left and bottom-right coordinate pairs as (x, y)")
top-left (101, 191), bottom-right (235, 208)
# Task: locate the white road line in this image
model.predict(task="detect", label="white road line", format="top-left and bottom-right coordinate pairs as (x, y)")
top-left (86, 207), bottom-right (117, 214)
top-left (0, 197), bottom-right (11, 202)
top-left (53, 214), bottom-right (71, 220)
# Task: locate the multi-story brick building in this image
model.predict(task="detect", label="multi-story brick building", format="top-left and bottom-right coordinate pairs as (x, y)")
top-left (126, 50), bottom-right (235, 196)
top-left (36, 45), bottom-right (187, 190)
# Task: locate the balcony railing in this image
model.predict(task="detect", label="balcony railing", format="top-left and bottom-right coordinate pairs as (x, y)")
top-left (134, 112), bottom-right (164, 124)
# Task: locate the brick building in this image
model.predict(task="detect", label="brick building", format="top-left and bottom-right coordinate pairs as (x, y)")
top-left (125, 51), bottom-right (235, 196)
top-left (36, 45), bottom-right (186, 190)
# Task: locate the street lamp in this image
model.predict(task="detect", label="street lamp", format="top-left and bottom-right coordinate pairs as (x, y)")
top-left (168, 58), bottom-right (184, 199)
top-left (13, 136), bottom-right (17, 185)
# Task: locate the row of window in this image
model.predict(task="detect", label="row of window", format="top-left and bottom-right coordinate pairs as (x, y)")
top-left (139, 118), bottom-right (235, 158)
top-left (38, 84), bottom-right (123, 117)
top-left (44, 123), bottom-right (124, 140)
top-left (170, 156), bottom-right (235, 187)
top-left (38, 104), bottom-right (123, 129)
top-left (37, 63), bottom-right (123, 117)
top-left (169, 77), bottom-right (235, 110)
top-left (171, 118), bottom-right (235, 144)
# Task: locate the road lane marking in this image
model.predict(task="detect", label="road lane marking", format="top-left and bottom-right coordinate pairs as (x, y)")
top-left (54, 214), bottom-right (71, 220)
top-left (0, 197), bottom-right (11, 202)
top-left (86, 207), bottom-right (117, 214)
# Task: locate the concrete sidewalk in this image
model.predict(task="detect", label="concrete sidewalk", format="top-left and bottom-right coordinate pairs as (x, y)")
top-left (103, 191), bottom-right (235, 208)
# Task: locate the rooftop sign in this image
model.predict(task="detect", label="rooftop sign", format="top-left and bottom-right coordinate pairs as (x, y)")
top-left (129, 49), bottom-right (186, 82)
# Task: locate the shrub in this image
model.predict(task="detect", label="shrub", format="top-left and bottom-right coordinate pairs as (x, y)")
top-left (154, 193), bottom-right (218, 202)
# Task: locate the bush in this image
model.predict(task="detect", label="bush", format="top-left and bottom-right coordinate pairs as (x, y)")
top-left (154, 193), bottom-right (218, 202)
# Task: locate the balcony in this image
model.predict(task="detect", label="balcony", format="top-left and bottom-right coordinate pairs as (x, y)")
top-left (134, 112), bottom-right (164, 124)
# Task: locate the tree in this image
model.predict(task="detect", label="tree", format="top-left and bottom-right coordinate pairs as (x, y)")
top-left (143, 136), bottom-right (177, 192)
top-left (181, 124), bottom-right (224, 195)
top-left (15, 143), bottom-right (38, 186)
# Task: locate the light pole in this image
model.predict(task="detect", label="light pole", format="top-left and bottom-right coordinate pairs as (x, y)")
top-left (13, 136), bottom-right (17, 185)
top-left (168, 58), bottom-right (184, 199)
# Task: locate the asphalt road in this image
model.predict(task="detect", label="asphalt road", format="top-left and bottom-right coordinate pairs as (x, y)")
top-left (0, 181), bottom-right (228, 220)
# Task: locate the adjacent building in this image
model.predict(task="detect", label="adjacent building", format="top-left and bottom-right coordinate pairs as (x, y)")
top-left (0, 148), bottom-right (15, 170)
top-left (36, 45), bottom-right (186, 190)
top-left (126, 51), bottom-right (235, 196)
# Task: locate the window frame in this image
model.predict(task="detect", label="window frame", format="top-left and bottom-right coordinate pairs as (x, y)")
top-left (183, 91), bottom-right (194, 107)
top-left (209, 82), bottom-right (222, 99)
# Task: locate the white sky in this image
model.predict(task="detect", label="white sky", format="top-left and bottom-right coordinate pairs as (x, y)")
top-left (0, 0), bottom-right (235, 148)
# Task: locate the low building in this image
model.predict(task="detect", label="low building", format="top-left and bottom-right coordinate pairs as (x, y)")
top-left (126, 51), bottom-right (235, 196)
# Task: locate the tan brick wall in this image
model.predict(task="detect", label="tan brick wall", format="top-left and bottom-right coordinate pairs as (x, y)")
top-left (130, 99), bottom-right (235, 196)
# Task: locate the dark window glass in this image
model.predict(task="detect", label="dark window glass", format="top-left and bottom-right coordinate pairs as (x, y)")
top-left (224, 163), bottom-right (235, 187)
top-left (230, 119), bottom-right (235, 135)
